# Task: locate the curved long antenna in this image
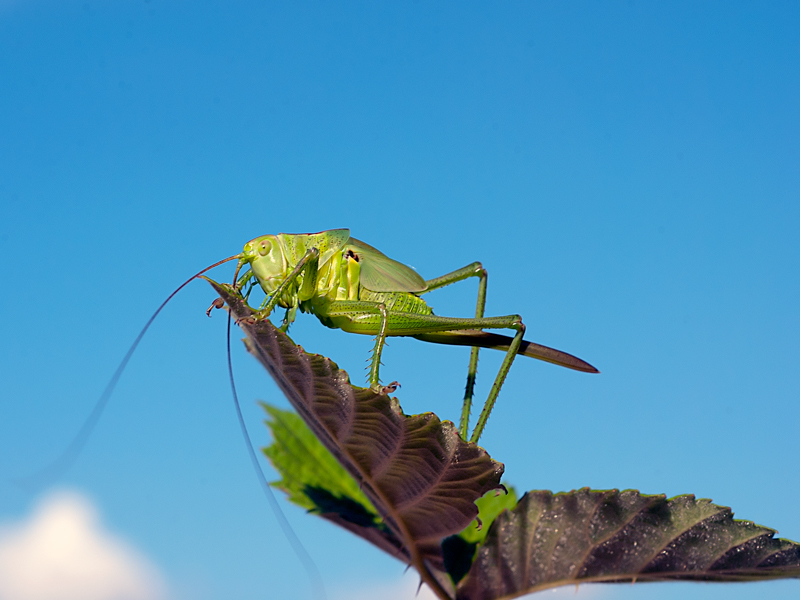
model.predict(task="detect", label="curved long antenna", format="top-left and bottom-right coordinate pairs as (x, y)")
top-left (224, 315), bottom-right (327, 600)
top-left (17, 254), bottom-right (242, 490)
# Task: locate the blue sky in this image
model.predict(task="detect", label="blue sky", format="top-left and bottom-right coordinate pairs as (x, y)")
top-left (1, 1), bottom-right (798, 599)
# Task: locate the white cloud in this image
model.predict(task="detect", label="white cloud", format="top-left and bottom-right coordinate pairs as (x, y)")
top-left (0, 490), bottom-right (168, 600)
top-left (332, 573), bottom-right (439, 600)
top-left (334, 571), bottom-right (609, 600)
top-left (537, 584), bottom-right (607, 598)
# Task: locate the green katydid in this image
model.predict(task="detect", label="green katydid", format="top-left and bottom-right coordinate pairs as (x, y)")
top-left (32, 228), bottom-right (595, 474)
top-left (209, 228), bottom-right (598, 443)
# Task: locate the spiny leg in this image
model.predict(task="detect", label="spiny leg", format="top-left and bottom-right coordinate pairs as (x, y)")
top-left (470, 318), bottom-right (524, 443)
top-left (235, 269), bottom-right (255, 293)
top-left (367, 303), bottom-right (390, 392)
top-left (280, 303), bottom-right (298, 332)
top-left (463, 269), bottom-right (487, 438)
top-left (243, 247), bottom-right (320, 324)
top-left (321, 300), bottom-right (524, 438)
top-left (423, 262), bottom-right (488, 439)
top-left (238, 274), bottom-right (259, 308)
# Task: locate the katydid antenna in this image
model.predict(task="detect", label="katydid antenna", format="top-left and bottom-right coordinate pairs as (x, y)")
top-left (16, 251), bottom-right (326, 599)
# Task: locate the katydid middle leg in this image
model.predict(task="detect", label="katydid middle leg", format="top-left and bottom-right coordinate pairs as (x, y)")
top-left (280, 303), bottom-right (298, 332)
top-left (422, 263), bottom-right (489, 438)
top-left (367, 303), bottom-right (390, 391)
top-left (321, 300), bottom-right (523, 442)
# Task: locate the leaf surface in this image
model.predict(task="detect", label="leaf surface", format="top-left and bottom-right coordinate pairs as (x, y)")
top-left (210, 281), bottom-right (504, 599)
top-left (457, 488), bottom-right (800, 600)
top-left (262, 403), bottom-right (407, 560)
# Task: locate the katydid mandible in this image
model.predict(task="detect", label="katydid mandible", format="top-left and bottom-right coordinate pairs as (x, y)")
top-left (210, 228), bottom-right (598, 443)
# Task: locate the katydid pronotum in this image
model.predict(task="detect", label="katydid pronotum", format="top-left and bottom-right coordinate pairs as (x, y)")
top-left (208, 229), bottom-right (598, 443)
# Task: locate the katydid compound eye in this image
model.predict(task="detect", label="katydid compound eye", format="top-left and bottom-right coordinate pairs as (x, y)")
top-left (258, 240), bottom-right (271, 256)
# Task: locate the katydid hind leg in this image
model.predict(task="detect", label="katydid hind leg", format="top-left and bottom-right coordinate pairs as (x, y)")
top-left (420, 262), bottom-right (489, 439)
top-left (470, 318), bottom-right (525, 443)
top-left (421, 261), bottom-right (484, 294)
top-left (461, 266), bottom-right (488, 439)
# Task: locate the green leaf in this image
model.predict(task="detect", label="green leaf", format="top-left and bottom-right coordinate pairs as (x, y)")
top-left (262, 403), bottom-right (407, 560)
top-left (262, 403), bottom-right (375, 514)
top-left (442, 486), bottom-right (519, 585)
top-left (459, 486), bottom-right (519, 546)
top-left (457, 488), bottom-right (800, 600)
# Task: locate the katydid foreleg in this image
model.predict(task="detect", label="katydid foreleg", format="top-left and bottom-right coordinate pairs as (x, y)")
top-left (243, 247), bottom-right (320, 323)
top-left (421, 263), bottom-right (489, 439)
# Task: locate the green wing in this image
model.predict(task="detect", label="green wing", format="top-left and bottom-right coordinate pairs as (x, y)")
top-left (347, 238), bottom-right (427, 292)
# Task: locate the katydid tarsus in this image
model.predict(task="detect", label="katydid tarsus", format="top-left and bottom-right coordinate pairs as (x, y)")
top-left (209, 228), bottom-right (599, 443)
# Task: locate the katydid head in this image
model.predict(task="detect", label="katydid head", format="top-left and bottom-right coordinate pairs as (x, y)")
top-left (240, 234), bottom-right (287, 296)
